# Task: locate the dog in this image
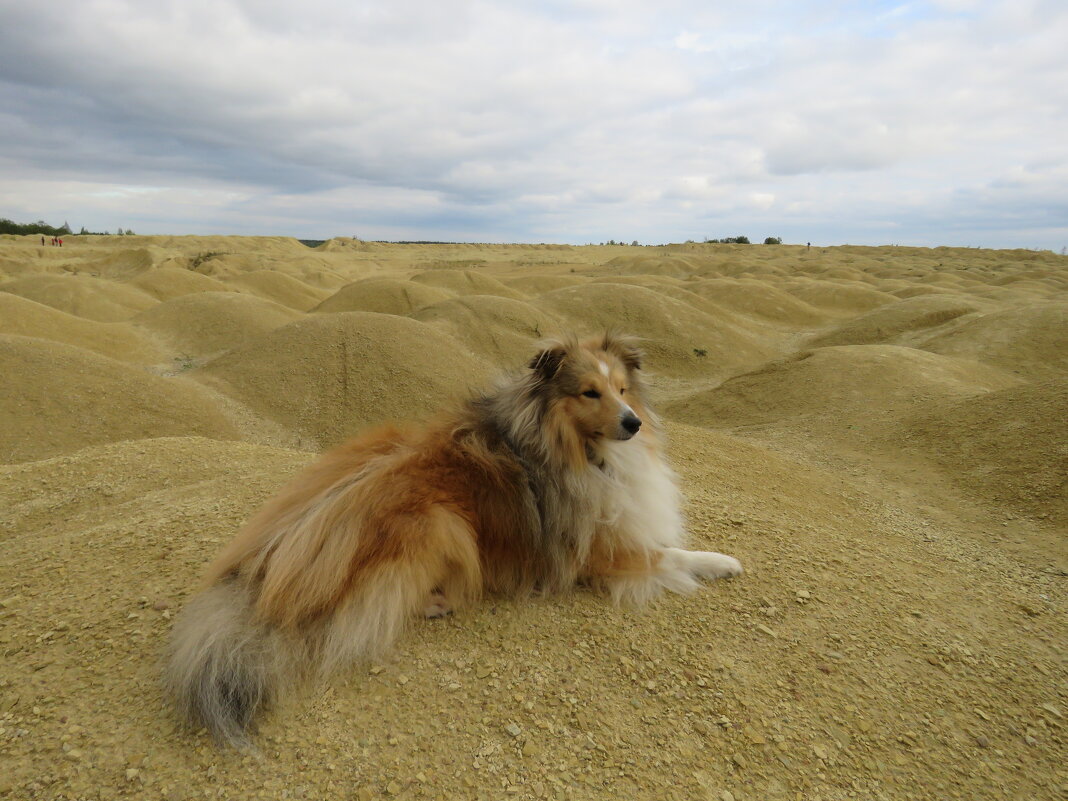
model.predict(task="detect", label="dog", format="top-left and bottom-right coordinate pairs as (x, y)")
top-left (164, 332), bottom-right (742, 746)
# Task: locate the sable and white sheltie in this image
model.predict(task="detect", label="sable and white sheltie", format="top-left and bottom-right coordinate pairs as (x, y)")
top-left (164, 332), bottom-right (742, 746)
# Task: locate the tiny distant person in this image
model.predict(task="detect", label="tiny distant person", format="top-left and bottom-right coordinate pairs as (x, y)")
top-left (41, 235), bottom-right (45, 246)
top-left (806, 242), bottom-right (811, 249)
top-left (58, 238), bottom-right (63, 247)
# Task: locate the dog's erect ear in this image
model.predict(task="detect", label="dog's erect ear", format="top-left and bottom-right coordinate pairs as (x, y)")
top-left (601, 332), bottom-right (643, 371)
top-left (528, 339), bottom-right (569, 380)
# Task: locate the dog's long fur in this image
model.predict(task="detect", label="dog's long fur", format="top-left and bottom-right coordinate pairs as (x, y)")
top-left (164, 333), bottom-right (742, 746)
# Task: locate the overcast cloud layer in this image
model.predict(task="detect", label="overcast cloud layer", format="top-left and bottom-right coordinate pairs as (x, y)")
top-left (1, 0), bottom-right (1065, 248)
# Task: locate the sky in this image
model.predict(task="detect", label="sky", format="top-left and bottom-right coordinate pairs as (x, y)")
top-left (0, 0), bottom-right (1065, 249)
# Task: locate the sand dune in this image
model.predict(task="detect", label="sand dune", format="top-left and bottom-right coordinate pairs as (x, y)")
top-left (665, 344), bottom-right (1019, 439)
top-left (197, 311), bottom-right (491, 447)
top-left (917, 301), bottom-right (1068, 379)
top-left (0, 273), bottom-right (158, 322)
top-left (0, 234), bottom-right (1065, 800)
top-left (314, 276), bottom-right (455, 315)
top-left (130, 265), bottom-right (233, 300)
top-left (903, 379), bottom-right (1068, 528)
top-left (0, 293), bottom-right (165, 364)
top-left (133, 291), bottom-right (301, 359)
top-left (0, 334), bottom-right (239, 463)
top-left (410, 268), bottom-right (527, 299)
top-left (222, 270), bottom-right (333, 311)
top-left (805, 293), bottom-right (989, 348)
top-left (537, 282), bottom-right (776, 378)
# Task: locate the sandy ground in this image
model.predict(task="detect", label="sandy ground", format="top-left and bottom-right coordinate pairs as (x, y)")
top-left (0, 235), bottom-right (1065, 800)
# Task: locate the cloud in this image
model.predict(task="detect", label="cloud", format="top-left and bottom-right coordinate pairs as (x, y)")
top-left (0, 0), bottom-right (1065, 247)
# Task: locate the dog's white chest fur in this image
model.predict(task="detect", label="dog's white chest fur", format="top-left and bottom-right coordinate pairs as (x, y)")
top-left (593, 437), bottom-right (686, 551)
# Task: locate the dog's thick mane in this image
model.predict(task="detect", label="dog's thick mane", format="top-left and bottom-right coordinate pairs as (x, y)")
top-left (452, 331), bottom-right (662, 593)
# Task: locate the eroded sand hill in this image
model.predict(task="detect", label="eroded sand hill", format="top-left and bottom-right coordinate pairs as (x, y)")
top-left (1, 235), bottom-right (1065, 800)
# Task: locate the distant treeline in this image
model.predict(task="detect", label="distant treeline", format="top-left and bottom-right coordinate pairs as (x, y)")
top-left (691, 236), bottom-right (783, 245)
top-left (1, 218), bottom-right (72, 236)
top-left (298, 239), bottom-right (327, 248)
top-left (0, 218), bottom-right (135, 236)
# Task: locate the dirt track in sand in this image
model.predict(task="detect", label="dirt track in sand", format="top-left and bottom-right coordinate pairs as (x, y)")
top-left (1, 235), bottom-right (1065, 800)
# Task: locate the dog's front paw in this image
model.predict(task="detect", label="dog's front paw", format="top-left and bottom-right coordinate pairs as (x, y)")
top-left (676, 549), bottom-right (743, 580)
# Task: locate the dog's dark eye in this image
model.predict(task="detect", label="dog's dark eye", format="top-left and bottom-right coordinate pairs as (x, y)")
top-left (582, 389), bottom-right (601, 399)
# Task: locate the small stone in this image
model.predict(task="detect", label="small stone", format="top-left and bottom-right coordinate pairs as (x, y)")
top-left (505, 723), bottom-right (522, 737)
top-left (742, 726), bottom-right (765, 745)
top-left (357, 788), bottom-right (373, 801)
top-left (755, 624), bottom-right (777, 638)
top-left (386, 780), bottom-right (402, 795)
top-left (125, 768), bottom-right (140, 781)
top-left (397, 675), bottom-right (409, 685)
top-left (369, 665), bottom-right (384, 675)
top-left (720, 793), bottom-right (735, 801)
top-left (795, 590), bottom-right (810, 601)
top-left (152, 600), bottom-right (170, 611)
top-left (975, 734), bottom-right (990, 748)
top-left (730, 753), bottom-right (747, 769)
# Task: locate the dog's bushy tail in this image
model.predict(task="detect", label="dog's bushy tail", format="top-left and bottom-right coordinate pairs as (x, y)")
top-left (164, 545), bottom-right (479, 747)
top-left (163, 580), bottom-right (298, 748)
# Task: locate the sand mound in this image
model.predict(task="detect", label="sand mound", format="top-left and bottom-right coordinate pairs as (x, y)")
top-left (806, 294), bottom-right (987, 348)
top-left (536, 282), bottom-right (775, 378)
top-left (223, 270), bottom-right (331, 311)
top-left (410, 269), bottom-right (525, 300)
top-left (779, 278), bottom-right (896, 315)
top-left (182, 251), bottom-right (265, 278)
top-left (502, 274), bottom-right (589, 296)
top-left (602, 254), bottom-right (700, 279)
top-left (130, 267), bottom-right (232, 300)
top-left (917, 302), bottom-right (1068, 380)
top-left (904, 380), bottom-right (1068, 527)
top-left (198, 312), bottom-right (491, 447)
top-left (685, 278), bottom-right (829, 327)
top-left (413, 295), bottom-right (563, 363)
top-left (0, 293), bottom-right (165, 364)
top-left (889, 285), bottom-right (962, 299)
top-left (134, 292), bottom-right (301, 358)
top-left (77, 247), bottom-right (158, 279)
top-left (665, 345), bottom-right (1019, 436)
top-left (0, 335), bottom-right (239, 463)
top-left (0, 274), bottom-right (158, 322)
top-left (313, 277), bottom-right (454, 316)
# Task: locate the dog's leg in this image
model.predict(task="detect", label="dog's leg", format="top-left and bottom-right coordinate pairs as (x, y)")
top-left (586, 545), bottom-right (742, 606)
top-left (423, 590), bottom-right (453, 619)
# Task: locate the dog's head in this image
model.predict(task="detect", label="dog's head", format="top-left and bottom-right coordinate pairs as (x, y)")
top-left (528, 332), bottom-right (648, 452)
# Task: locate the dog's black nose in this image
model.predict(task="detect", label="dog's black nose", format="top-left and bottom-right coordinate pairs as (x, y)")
top-left (621, 413), bottom-right (642, 435)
